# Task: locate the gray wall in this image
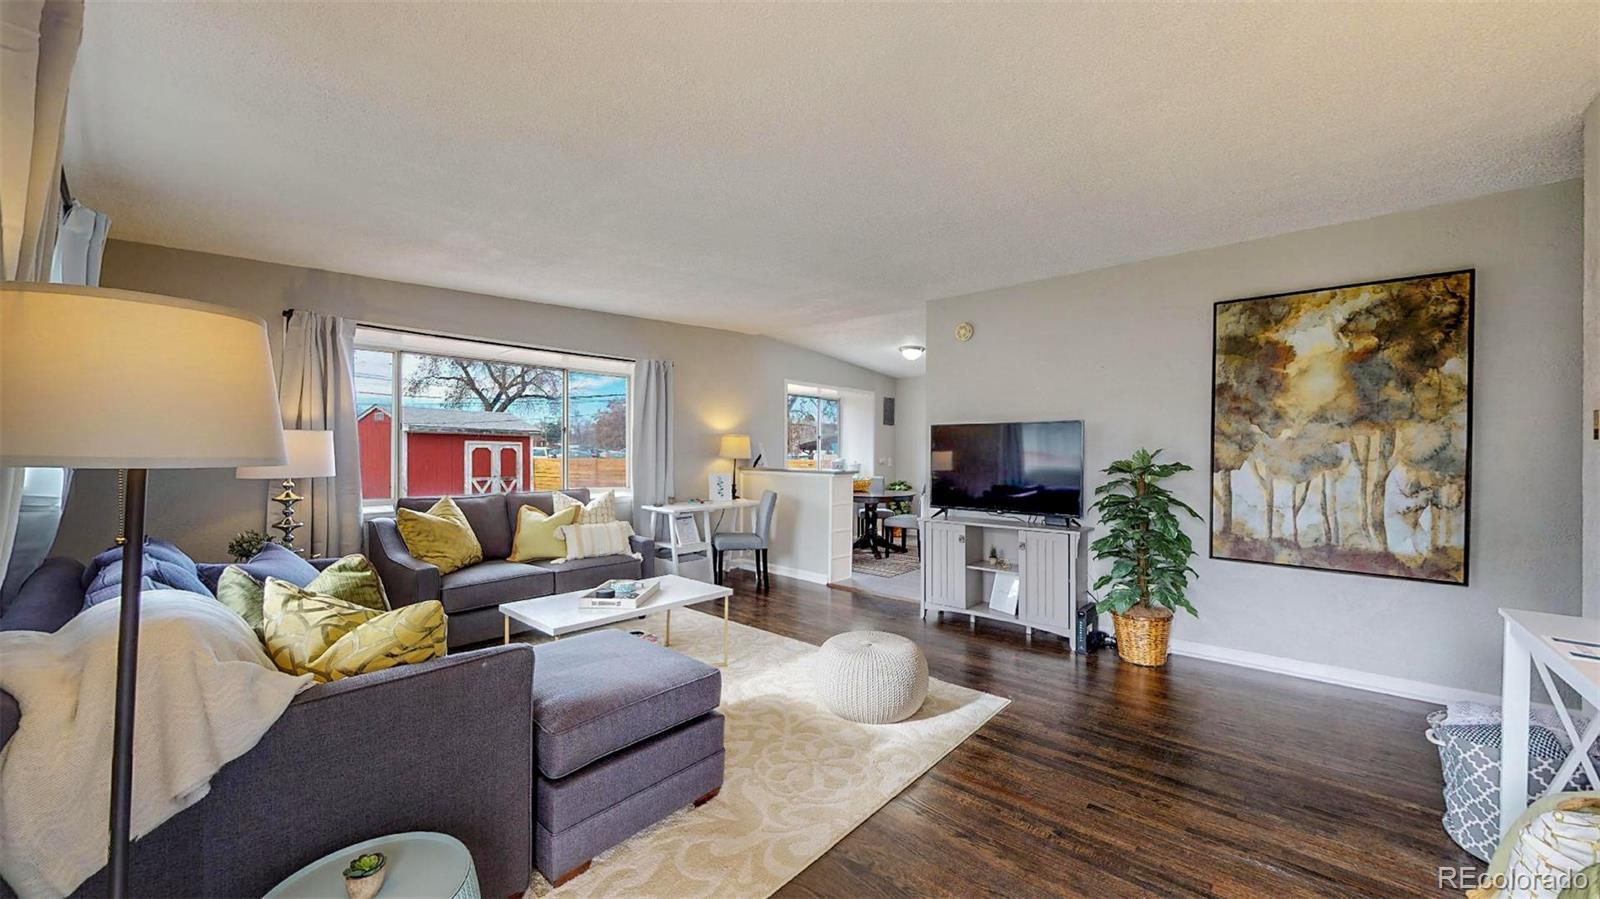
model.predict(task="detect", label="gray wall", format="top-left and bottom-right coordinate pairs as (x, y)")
top-left (893, 376), bottom-right (928, 492)
top-left (55, 240), bottom-right (897, 561)
top-left (925, 180), bottom-right (1584, 695)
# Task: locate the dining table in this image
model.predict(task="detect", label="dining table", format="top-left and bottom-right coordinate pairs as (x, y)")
top-left (852, 488), bottom-right (917, 558)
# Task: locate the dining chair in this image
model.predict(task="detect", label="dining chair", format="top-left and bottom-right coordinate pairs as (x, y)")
top-left (860, 476), bottom-right (888, 537)
top-left (713, 489), bottom-right (778, 591)
top-left (883, 485), bottom-right (923, 558)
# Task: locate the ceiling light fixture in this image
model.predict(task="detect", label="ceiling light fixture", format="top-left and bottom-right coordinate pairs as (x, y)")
top-left (899, 344), bottom-right (926, 361)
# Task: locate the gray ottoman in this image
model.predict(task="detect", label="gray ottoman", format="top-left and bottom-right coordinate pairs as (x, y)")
top-left (814, 630), bottom-right (928, 724)
top-left (530, 630), bottom-right (725, 885)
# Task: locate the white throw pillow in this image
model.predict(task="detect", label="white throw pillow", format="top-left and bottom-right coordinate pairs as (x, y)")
top-left (552, 490), bottom-right (616, 525)
top-left (556, 521), bottom-right (638, 561)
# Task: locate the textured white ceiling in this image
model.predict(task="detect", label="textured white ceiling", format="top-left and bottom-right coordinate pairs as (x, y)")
top-left (65, 3), bottom-right (1599, 377)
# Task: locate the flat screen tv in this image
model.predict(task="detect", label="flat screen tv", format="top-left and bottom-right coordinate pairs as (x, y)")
top-left (930, 420), bottom-right (1084, 518)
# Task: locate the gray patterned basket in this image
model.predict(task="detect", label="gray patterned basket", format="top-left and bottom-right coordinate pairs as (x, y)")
top-left (1426, 710), bottom-right (1595, 861)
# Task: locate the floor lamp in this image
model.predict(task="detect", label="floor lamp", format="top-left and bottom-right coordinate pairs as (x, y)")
top-left (0, 285), bottom-right (285, 898)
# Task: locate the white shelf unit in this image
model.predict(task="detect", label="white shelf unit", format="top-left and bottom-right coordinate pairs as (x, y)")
top-left (920, 515), bottom-right (1090, 648)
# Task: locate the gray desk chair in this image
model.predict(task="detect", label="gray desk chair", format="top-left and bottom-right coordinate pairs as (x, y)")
top-left (713, 489), bottom-right (778, 591)
top-left (882, 486), bottom-right (922, 558)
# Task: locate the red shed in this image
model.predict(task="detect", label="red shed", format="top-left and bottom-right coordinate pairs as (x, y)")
top-left (359, 405), bottom-right (548, 499)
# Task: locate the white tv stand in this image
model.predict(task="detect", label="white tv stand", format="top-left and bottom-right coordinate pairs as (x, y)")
top-left (920, 513), bottom-right (1091, 649)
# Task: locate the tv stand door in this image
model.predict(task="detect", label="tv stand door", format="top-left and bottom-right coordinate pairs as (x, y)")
top-left (923, 520), bottom-right (973, 610)
top-left (1020, 529), bottom-right (1075, 639)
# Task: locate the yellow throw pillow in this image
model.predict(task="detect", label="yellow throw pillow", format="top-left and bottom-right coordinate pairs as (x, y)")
top-left (507, 504), bottom-right (578, 562)
top-left (215, 554), bottom-right (387, 635)
top-left (262, 580), bottom-right (446, 683)
top-left (552, 490), bottom-right (616, 525)
top-left (216, 566), bottom-right (271, 634)
top-left (396, 496), bottom-right (483, 574)
top-left (308, 554), bottom-right (390, 612)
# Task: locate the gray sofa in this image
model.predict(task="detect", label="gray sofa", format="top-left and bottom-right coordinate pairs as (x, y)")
top-left (366, 488), bottom-right (655, 648)
top-left (1, 540), bottom-right (725, 896)
top-left (0, 556), bottom-right (535, 899)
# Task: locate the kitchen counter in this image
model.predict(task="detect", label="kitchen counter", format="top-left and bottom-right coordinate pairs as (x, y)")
top-left (737, 469), bottom-right (856, 583)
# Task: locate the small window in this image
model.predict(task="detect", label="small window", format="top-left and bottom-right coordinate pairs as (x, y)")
top-left (785, 383), bottom-right (841, 470)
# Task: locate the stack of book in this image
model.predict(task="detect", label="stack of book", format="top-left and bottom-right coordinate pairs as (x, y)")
top-left (578, 579), bottom-right (659, 611)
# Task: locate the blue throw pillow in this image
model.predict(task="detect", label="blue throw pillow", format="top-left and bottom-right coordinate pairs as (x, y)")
top-left (80, 537), bottom-right (214, 608)
top-left (142, 537), bottom-right (199, 573)
top-left (231, 543), bottom-right (320, 588)
top-left (82, 537), bottom-right (201, 590)
top-left (84, 573), bottom-right (158, 608)
top-left (82, 557), bottom-right (212, 608)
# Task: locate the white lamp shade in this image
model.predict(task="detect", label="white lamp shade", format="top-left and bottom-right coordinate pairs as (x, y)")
top-left (237, 430), bottom-right (335, 479)
top-left (0, 284), bottom-right (287, 469)
top-left (719, 433), bottom-right (752, 460)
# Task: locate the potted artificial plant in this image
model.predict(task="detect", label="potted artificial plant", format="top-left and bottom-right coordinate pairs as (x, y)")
top-left (228, 530), bottom-right (268, 563)
top-left (341, 851), bottom-right (387, 899)
top-left (1089, 448), bottom-right (1200, 667)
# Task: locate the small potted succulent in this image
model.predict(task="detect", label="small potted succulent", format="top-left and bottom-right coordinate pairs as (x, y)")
top-left (1089, 448), bottom-right (1201, 667)
top-left (227, 530), bottom-right (268, 563)
top-left (341, 851), bottom-right (387, 899)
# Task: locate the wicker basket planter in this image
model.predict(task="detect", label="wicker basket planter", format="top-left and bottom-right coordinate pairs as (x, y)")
top-left (1112, 610), bottom-right (1173, 667)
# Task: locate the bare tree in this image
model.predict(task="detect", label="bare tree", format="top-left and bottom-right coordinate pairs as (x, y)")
top-left (592, 400), bottom-right (626, 451)
top-left (405, 355), bottom-right (562, 412)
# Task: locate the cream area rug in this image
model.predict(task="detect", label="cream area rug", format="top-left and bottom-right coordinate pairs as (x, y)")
top-left (526, 608), bottom-right (1009, 898)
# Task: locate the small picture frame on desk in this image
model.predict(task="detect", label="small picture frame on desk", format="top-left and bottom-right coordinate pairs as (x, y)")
top-left (708, 473), bottom-right (732, 502)
top-left (672, 513), bottom-right (702, 545)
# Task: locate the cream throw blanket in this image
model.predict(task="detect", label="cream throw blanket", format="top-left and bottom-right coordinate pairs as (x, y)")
top-left (0, 591), bottom-right (313, 898)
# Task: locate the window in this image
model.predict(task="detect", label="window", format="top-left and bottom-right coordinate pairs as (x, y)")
top-left (785, 383), bottom-right (841, 469)
top-left (354, 327), bottom-right (630, 507)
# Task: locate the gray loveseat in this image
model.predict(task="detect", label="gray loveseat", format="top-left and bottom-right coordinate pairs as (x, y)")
top-left (366, 488), bottom-right (655, 648)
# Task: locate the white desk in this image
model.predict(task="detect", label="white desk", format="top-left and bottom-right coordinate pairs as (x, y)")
top-left (1498, 607), bottom-right (1600, 836)
top-left (640, 498), bottom-right (759, 581)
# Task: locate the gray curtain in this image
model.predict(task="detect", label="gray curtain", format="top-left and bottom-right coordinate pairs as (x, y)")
top-left (0, 0), bottom-right (83, 593)
top-left (278, 310), bottom-right (363, 557)
top-left (0, 198), bottom-right (107, 601)
top-left (630, 359), bottom-right (674, 540)
top-left (49, 198), bottom-right (108, 284)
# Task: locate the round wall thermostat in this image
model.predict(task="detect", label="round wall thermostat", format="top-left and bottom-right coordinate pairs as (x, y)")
top-left (954, 321), bottom-right (974, 342)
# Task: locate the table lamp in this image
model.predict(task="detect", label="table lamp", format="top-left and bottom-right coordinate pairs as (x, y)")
top-left (719, 433), bottom-right (751, 500)
top-left (0, 284), bottom-right (285, 898)
top-left (237, 429), bottom-right (336, 553)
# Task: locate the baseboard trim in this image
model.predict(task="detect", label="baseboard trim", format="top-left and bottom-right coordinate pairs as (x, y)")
top-left (728, 559), bottom-right (831, 585)
top-left (1166, 638), bottom-right (1499, 707)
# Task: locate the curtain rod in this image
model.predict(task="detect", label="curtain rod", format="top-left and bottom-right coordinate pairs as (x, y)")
top-left (355, 320), bottom-right (637, 365)
top-left (279, 310), bottom-right (636, 365)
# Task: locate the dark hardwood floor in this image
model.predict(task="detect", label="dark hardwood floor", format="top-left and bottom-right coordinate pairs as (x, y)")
top-left (693, 570), bottom-right (1474, 899)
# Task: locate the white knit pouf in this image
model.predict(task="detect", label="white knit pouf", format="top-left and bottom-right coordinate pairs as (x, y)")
top-left (814, 631), bottom-right (928, 724)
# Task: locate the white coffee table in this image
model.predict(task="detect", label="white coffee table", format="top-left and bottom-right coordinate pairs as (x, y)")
top-left (499, 574), bottom-right (734, 664)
